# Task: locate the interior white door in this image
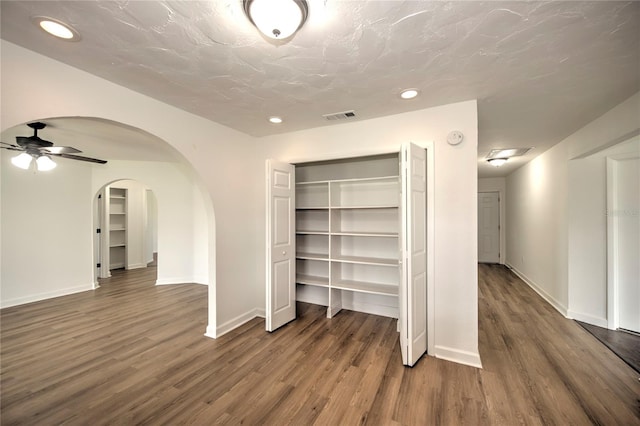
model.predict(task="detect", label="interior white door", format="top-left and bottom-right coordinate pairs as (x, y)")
top-left (266, 159), bottom-right (296, 332)
top-left (615, 157), bottom-right (639, 333)
top-left (478, 192), bottom-right (500, 263)
top-left (400, 142), bottom-right (428, 366)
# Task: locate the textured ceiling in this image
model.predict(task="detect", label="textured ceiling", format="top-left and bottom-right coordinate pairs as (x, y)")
top-left (1, 1), bottom-right (639, 176)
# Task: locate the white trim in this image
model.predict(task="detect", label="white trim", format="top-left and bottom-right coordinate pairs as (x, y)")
top-left (155, 277), bottom-right (206, 285)
top-left (93, 282), bottom-right (101, 290)
top-left (507, 264), bottom-right (569, 316)
top-left (0, 283), bottom-right (95, 309)
top-left (204, 324), bottom-right (217, 339)
top-left (126, 263), bottom-right (147, 270)
top-left (215, 308), bottom-right (263, 338)
top-left (433, 345), bottom-right (483, 369)
top-left (343, 300), bottom-right (398, 319)
top-left (567, 310), bottom-right (608, 328)
top-left (425, 141), bottom-right (436, 356)
top-left (606, 157), bottom-right (620, 330)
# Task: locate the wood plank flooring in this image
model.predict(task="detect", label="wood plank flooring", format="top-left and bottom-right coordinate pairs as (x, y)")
top-left (1, 264), bottom-right (639, 425)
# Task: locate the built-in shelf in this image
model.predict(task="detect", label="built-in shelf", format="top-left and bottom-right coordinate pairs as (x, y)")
top-left (295, 164), bottom-right (401, 317)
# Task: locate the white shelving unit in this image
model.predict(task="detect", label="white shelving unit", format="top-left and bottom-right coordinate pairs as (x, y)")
top-left (295, 155), bottom-right (401, 318)
top-left (108, 187), bottom-right (127, 269)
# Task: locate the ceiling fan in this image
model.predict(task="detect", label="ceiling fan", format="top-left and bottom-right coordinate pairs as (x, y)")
top-left (1, 122), bottom-right (107, 171)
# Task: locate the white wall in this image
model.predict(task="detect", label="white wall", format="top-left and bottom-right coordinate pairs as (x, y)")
top-left (506, 92), bottom-right (640, 321)
top-left (567, 136), bottom-right (640, 327)
top-left (1, 41), bottom-right (263, 336)
top-left (0, 152), bottom-right (95, 307)
top-left (258, 100), bottom-right (481, 368)
top-left (478, 177), bottom-right (506, 264)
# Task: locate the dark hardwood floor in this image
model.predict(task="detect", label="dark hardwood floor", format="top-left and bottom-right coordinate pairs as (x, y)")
top-left (1, 264), bottom-right (639, 424)
top-left (577, 321), bottom-right (640, 374)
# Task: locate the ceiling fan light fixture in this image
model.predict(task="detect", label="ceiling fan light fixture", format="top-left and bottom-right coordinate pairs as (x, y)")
top-left (244, 0), bottom-right (308, 40)
top-left (32, 16), bottom-right (81, 41)
top-left (487, 158), bottom-right (508, 167)
top-left (36, 155), bottom-right (57, 171)
top-left (11, 152), bottom-right (33, 170)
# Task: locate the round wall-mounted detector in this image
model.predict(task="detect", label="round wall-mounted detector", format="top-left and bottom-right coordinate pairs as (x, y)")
top-left (447, 130), bottom-right (464, 145)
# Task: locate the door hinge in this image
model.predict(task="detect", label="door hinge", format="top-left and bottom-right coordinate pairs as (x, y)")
top-left (98, 194), bottom-right (102, 199)
top-left (96, 263), bottom-right (101, 268)
top-left (96, 228), bottom-right (101, 234)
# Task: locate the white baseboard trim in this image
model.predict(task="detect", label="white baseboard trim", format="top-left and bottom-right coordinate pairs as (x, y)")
top-left (215, 308), bottom-right (263, 338)
top-left (506, 264), bottom-right (568, 317)
top-left (192, 275), bottom-right (209, 285)
top-left (155, 277), bottom-right (206, 285)
top-left (343, 300), bottom-right (398, 319)
top-left (567, 311), bottom-right (608, 328)
top-left (126, 263), bottom-right (147, 270)
top-left (0, 283), bottom-right (95, 309)
top-left (434, 345), bottom-right (483, 369)
top-left (204, 324), bottom-right (217, 339)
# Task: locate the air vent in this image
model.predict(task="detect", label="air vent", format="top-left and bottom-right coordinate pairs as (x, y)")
top-left (486, 147), bottom-right (533, 159)
top-left (323, 110), bottom-right (356, 121)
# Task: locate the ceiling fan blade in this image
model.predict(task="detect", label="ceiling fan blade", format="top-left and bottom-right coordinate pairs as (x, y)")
top-left (1, 141), bottom-right (23, 150)
top-left (50, 153), bottom-right (107, 164)
top-left (43, 146), bottom-right (82, 154)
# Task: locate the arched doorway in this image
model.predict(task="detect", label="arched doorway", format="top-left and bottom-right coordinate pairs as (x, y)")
top-left (93, 180), bottom-right (158, 284)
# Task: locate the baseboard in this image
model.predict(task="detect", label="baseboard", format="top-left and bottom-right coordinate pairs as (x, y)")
top-left (126, 263), bottom-right (147, 270)
top-left (343, 300), bottom-right (398, 319)
top-left (434, 345), bottom-right (483, 369)
top-left (506, 264), bottom-right (568, 317)
top-left (155, 277), bottom-right (206, 285)
top-left (204, 324), bottom-right (217, 339)
top-left (567, 310), bottom-right (608, 328)
top-left (191, 275), bottom-right (209, 285)
top-left (0, 283), bottom-right (95, 309)
top-left (215, 308), bottom-right (263, 338)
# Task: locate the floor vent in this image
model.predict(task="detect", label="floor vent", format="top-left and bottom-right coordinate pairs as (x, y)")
top-left (323, 110), bottom-right (356, 121)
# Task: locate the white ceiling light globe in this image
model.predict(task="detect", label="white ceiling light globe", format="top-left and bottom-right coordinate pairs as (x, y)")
top-left (246, 0), bottom-right (307, 39)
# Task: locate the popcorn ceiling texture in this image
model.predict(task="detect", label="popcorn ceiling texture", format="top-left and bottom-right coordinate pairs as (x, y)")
top-left (1, 1), bottom-right (638, 171)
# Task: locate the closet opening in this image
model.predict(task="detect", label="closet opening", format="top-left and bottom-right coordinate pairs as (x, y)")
top-left (266, 142), bottom-right (432, 366)
top-left (93, 179), bottom-right (158, 285)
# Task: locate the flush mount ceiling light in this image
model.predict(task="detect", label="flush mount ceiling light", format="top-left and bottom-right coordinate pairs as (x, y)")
top-left (31, 16), bottom-right (81, 41)
top-left (269, 116), bottom-right (283, 124)
top-left (486, 147), bottom-right (532, 159)
top-left (487, 158), bottom-right (508, 167)
top-left (244, 0), bottom-right (308, 40)
top-left (400, 89), bottom-right (419, 100)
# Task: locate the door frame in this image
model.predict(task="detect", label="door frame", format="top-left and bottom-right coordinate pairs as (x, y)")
top-left (279, 142), bottom-right (435, 355)
top-left (606, 153), bottom-right (640, 330)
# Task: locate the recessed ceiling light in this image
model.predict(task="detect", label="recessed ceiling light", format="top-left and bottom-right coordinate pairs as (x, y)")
top-left (269, 116), bottom-right (283, 124)
top-left (31, 16), bottom-right (81, 41)
top-left (400, 89), bottom-right (419, 100)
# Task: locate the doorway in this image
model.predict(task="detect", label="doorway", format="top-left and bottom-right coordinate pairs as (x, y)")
top-left (607, 155), bottom-right (640, 333)
top-left (478, 192), bottom-right (500, 264)
top-left (94, 180), bottom-right (158, 283)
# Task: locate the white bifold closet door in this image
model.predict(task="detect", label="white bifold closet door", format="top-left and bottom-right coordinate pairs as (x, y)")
top-left (265, 160), bottom-right (296, 332)
top-left (400, 142), bottom-right (428, 367)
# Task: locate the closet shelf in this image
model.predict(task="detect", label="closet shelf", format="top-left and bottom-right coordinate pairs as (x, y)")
top-left (332, 231), bottom-right (398, 238)
top-left (331, 279), bottom-right (399, 296)
top-left (296, 274), bottom-right (329, 287)
top-left (331, 255), bottom-right (398, 266)
top-left (296, 252), bottom-right (329, 261)
top-left (296, 230), bottom-right (329, 235)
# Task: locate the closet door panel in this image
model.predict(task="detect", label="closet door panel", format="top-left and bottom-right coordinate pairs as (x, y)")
top-left (400, 142), bottom-right (428, 367)
top-left (266, 159), bottom-right (296, 332)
